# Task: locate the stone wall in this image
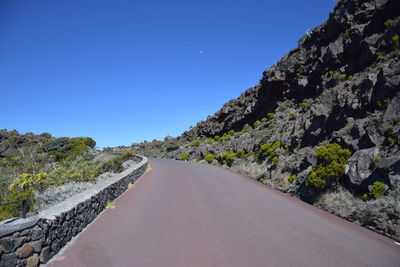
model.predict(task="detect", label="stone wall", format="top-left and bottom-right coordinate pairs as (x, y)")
top-left (0, 157), bottom-right (148, 267)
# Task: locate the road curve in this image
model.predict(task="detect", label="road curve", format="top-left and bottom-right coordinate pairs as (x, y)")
top-left (48, 158), bottom-right (400, 267)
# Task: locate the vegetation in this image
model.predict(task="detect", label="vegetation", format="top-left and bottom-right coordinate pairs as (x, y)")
top-left (96, 152), bottom-right (136, 174)
top-left (207, 138), bottom-right (216, 144)
top-left (165, 141), bottom-right (179, 152)
top-left (306, 143), bottom-right (351, 190)
top-left (205, 153), bottom-right (215, 164)
top-left (216, 152), bottom-right (236, 166)
top-left (288, 175), bottom-right (297, 184)
top-left (300, 98), bottom-right (311, 109)
top-left (328, 70), bottom-right (347, 84)
top-left (253, 120), bottom-right (261, 127)
top-left (257, 142), bottom-right (281, 161)
top-left (372, 154), bottom-right (380, 166)
top-left (384, 19), bottom-right (395, 27)
top-left (0, 130), bottom-right (137, 220)
top-left (180, 153), bottom-right (190, 161)
top-left (221, 133), bottom-right (232, 142)
top-left (236, 149), bottom-right (245, 158)
top-left (191, 140), bottom-right (202, 147)
top-left (272, 156), bottom-right (280, 166)
top-left (362, 181), bottom-right (387, 200)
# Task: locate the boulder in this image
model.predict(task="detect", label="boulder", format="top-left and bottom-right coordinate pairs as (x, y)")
top-left (345, 147), bottom-right (379, 186)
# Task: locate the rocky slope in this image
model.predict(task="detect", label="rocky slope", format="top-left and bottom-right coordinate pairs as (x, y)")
top-left (124, 0), bottom-right (400, 240)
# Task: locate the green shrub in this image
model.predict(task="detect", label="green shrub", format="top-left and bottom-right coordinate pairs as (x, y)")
top-left (39, 132), bottom-right (52, 139)
top-left (289, 112), bottom-right (297, 119)
top-left (42, 138), bottom-right (72, 154)
top-left (236, 149), bottom-right (245, 158)
top-left (228, 130), bottom-right (235, 135)
top-left (372, 154), bottom-right (380, 166)
top-left (96, 152), bottom-right (136, 174)
top-left (362, 181), bottom-right (387, 200)
top-left (339, 73), bottom-right (347, 80)
top-left (288, 175), bottom-right (297, 184)
top-left (261, 118), bottom-right (267, 122)
top-left (205, 153), bottom-right (215, 164)
top-left (214, 136), bottom-right (221, 142)
top-left (267, 113), bottom-right (275, 119)
top-left (220, 152), bottom-right (236, 166)
top-left (384, 19), bottom-right (395, 27)
top-left (72, 137), bottom-right (96, 148)
top-left (165, 141), bottom-right (179, 152)
top-left (253, 120), bottom-right (261, 127)
top-left (180, 153), bottom-right (190, 161)
top-left (221, 133), bottom-right (232, 142)
top-left (306, 143), bottom-right (351, 190)
top-left (361, 193), bottom-right (369, 201)
top-left (300, 98), bottom-right (311, 109)
top-left (41, 136), bottom-right (95, 161)
top-left (376, 52), bottom-right (384, 59)
top-left (191, 140), bottom-right (202, 147)
top-left (376, 99), bottom-right (388, 109)
top-left (206, 138), bottom-right (216, 144)
top-left (257, 142), bottom-right (281, 160)
top-left (272, 156), bottom-right (280, 166)
top-left (369, 181), bottom-right (387, 199)
top-left (387, 137), bottom-right (395, 144)
top-left (0, 189), bottom-right (35, 221)
top-left (329, 71), bottom-right (347, 83)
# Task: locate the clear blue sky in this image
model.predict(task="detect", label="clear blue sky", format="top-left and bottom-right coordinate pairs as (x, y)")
top-left (0, 0), bottom-right (335, 148)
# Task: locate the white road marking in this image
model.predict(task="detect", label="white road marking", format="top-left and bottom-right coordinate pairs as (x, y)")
top-left (394, 242), bottom-right (400, 246)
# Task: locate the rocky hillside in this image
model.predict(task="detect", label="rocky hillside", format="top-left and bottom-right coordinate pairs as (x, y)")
top-left (125, 0), bottom-right (400, 240)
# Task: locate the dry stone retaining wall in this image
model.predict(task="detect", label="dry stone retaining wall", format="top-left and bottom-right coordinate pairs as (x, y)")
top-left (0, 157), bottom-right (148, 267)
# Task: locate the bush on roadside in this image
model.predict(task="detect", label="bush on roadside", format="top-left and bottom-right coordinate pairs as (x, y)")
top-left (306, 143), bottom-right (351, 190)
top-left (180, 153), bottom-right (190, 161)
top-left (205, 154), bottom-right (215, 164)
top-left (0, 189), bottom-right (35, 221)
top-left (217, 152), bottom-right (236, 166)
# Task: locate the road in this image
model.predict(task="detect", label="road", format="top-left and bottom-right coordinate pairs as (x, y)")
top-left (48, 158), bottom-right (400, 267)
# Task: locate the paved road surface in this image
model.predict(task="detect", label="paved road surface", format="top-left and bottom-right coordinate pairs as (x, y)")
top-left (48, 158), bottom-right (400, 267)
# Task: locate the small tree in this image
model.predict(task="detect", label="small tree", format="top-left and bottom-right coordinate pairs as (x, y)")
top-left (180, 153), bottom-right (190, 161)
top-left (205, 153), bottom-right (215, 164)
top-left (306, 143), bottom-right (351, 190)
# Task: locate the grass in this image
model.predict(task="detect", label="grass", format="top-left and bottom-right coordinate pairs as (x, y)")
top-left (146, 164), bottom-right (153, 172)
top-left (128, 183), bottom-right (135, 189)
top-left (106, 201), bottom-right (116, 209)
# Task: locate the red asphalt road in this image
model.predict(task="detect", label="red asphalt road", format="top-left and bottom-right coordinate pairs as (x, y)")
top-left (48, 158), bottom-right (400, 267)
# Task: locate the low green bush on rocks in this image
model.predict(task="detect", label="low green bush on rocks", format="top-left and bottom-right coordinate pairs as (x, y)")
top-left (306, 143), bottom-right (351, 191)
